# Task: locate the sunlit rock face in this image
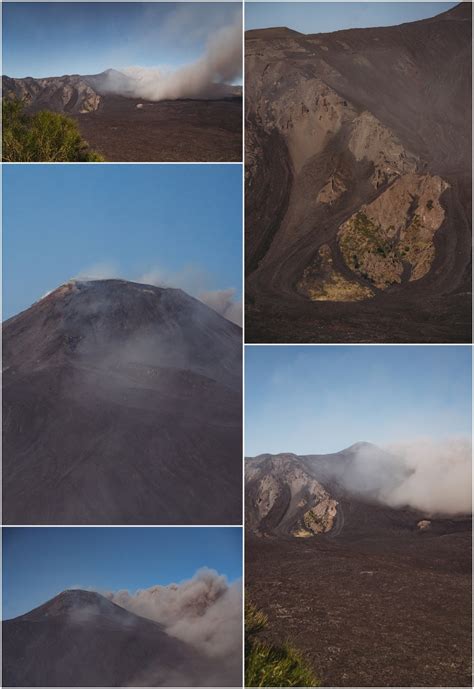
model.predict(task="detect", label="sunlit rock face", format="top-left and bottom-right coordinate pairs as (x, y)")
top-left (246, 453), bottom-right (340, 537)
top-left (245, 3), bottom-right (471, 343)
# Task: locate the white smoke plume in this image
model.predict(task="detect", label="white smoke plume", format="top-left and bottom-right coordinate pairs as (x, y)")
top-left (138, 267), bottom-right (242, 325)
top-left (137, 265), bottom-right (209, 297)
top-left (341, 438), bottom-right (472, 516)
top-left (106, 568), bottom-right (242, 682)
top-left (382, 438), bottom-right (472, 515)
top-left (74, 262), bottom-right (119, 281)
top-left (198, 288), bottom-right (242, 325)
top-left (101, 13), bottom-right (242, 101)
top-left (71, 263), bottom-right (242, 325)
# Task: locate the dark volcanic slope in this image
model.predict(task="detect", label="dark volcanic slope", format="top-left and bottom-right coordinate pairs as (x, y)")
top-left (2, 70), bottom-right (243, 162)
top-left (74, 95), bottom-right (242, 162)
top-left (3, 590), bottom-right (210, 687)
top-left (245, 3), bottom-right (471, 343)
top-left (245, 446), bottom-right (472, 687)
top-left (3, 280), bottom-right (242, 525)
top-left (246, 443), bottom-right (430, 538)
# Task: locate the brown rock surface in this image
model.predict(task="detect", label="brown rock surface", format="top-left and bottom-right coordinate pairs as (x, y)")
top-left (2, 71), bottom-right (243, 161)
top-left (245, 3), bottom-right (471, 342)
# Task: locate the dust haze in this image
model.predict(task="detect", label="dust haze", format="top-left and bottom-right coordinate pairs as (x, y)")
top-left (198, 287), bottom-right (242, 326)
top-left (107, 568), bottom-right (242, 683)
top-left (338, 438), bottom-right (471, 516)
top-left (99, 12), bottom-right (242, 101)
top-left (73, 262), bottom-right (242, 325)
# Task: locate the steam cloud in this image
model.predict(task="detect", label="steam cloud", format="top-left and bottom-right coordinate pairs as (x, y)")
top-left (73, 263), bottom-right (242, 325)
top-left (335, 438), bottom-right (471, 516)
top-left (101, 14), bottom-right (242, 101)
top-left (75, 262), bottom-right (119, 281)
top-left (198, 288), bottom-right (242, 326)
top-left (382, 438), bottom-right (471, 515)
top-left (107, 568), bottom-right (242, 684)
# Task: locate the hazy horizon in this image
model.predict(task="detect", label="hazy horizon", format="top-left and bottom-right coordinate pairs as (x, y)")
top-left (245, 345), bottom-right (471, 456)
top-left (3, 2), bottom-right (242, 80)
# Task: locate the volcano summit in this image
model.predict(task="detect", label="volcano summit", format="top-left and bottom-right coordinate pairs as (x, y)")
top-left (2, 69), bottom-right (242, 162)
top-left (245, 3), bottom-right (471, 342)
top-left (3, 589), bottom-right (216, 687)
top-left (2, 279), bottom-right (242, 525)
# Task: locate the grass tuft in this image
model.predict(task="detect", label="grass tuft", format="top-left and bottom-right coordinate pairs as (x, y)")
top-left (245, 601), bottom-right (320, 687)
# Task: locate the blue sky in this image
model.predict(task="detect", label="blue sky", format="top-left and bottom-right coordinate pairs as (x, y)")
top-left (246, 2), bottom-right (457, 33)
top-left (3, 527), bottom-right (242, 620)
top-left (245, 345), bottom-right (472, 456)
top-left (3, 2), bottom-right (241, 78)
top-left (3, 164), bottom-right (242, 320)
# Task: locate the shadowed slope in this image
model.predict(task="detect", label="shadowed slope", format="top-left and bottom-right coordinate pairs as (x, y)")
top-left (3, 590), bottom-right (211, 687)
top-left (3, 280), bottom-right (242, 524)
top-left (245, 3), bottom-right (471, 343)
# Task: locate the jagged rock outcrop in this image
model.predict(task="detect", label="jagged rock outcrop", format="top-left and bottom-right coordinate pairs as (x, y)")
top-left (338, 173), bottom-right (449, 288)
top-left (2, 68), bottom-right (244, 115)
top-left (3, 74), bottom-right (102, 113)
top-left (245, 442), bottom-right (441, 538)
top-left (297, 243), bottom-right (375, 301)
top-left (246, 453), bottom-right (339, 537)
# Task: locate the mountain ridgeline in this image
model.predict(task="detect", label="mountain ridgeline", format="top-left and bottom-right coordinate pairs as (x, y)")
top-left (2, 68), bottom-right (243, 114)
top-left (2, 68), bottom-right (243, 162)
top-left (2, 589), bottom-right (217, 687)
top-left (246, 443), bottom-right (472, 687)
top-left (246, 442), bottom-right (471, 538)
top-left (2, 279), bottom-right (242, 525)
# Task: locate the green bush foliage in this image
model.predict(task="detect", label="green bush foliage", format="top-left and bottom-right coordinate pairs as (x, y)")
top-left (245, 601), bottom-right (320, 688)
top-left (2, 98), bottom-right (104, 162)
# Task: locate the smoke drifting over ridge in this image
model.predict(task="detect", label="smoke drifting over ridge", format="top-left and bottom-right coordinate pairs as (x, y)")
top-left (100, 14), bottom-right (242, 101)
top-left (198, 288), bottom-right (242, 326)
top-left (383, 438), bottom-right (472, 515)
top-left (73, 263), bottom-right (242, 325)
top-left (106, 569), bottom-right (242, 682)
top-left (333, 438), bottom-right (471, 516)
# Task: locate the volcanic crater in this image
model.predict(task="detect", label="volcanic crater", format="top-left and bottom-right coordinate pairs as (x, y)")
top-left (245, 3), bottom-right (471, 342)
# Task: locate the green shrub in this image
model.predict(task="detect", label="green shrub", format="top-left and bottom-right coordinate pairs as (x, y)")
top-left (245, 602), bottom-right (320, 688)
top-left (2, 98), bottom-right (104, 162)
top-left (246, 601), bottom-right (269, 636)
